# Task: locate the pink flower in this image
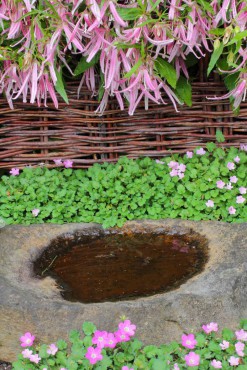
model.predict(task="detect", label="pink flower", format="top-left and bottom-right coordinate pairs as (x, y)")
top-left (186, 151), bottom-right (193, 158)
top-left (22, 349), bottom-right (33, 359)
top-left (226, 183), bottom-right (233, 190)
top-left (181, 334), bottom-right (197, 349)
top-left (228, 356), bottom-right (240, 366)
top-left (92, 331), bottom-right (108, 348)
top-left (211, 359), bottom-right (222, 368)
top-left (239, 187), bottom-right (246, 195)
top-left (227, 162), bottom-right (235, 170)
top-left (29, 354), bottom-right (41, 364)
top-left (236, 196), bottom-right (245, 204)
top-left (196, 148), bottom-right (206, 155)
top-left (105, 333), bottom-right (117, 348)
top-left (240, 144), bottom-right (247, 152)
top-left (64, 160), bottom-right (73, 168)
top-left (234, 156), bottom-right (240, 163)
top-left (9, 168), bottom-right (19, 176)
top-left (115, 330), bottom-right (130, 343)
top-left (178, 164), bottom-right (186, 172)
top-left (168, 161), bottom-right (179, 169)
top-left (230, 176), bottom-right (238, 183)
top-left (53, 159), bottom-right (63, 166)
top-left (20, 332), bottom-right (35, 347)
top-left (118, 320), bottom-right (136, 337)
top-left (170, 169), bottom-right (178, 177)
top-left (235, 329), bottom-right (247, 341)
top-left (85, 346), bottom-right (103, 365)
top-left (235, 342), bottom-right (245, 357)
top-left (156, 160), bottom-right (164, 164)
top-left (122, 367), bottom-right (134, 370)
top-left (184, 352), bottom-right (200, 367)
top-left (202, 322), bottom-right (218, 334)
top-left (206, 200), bottom-right (214, 208)
top-left (216, 180), bottom-right (225, 189)
top-left (178, 172), bottom-right (185, 179)
top-left (32, 209), bottom-right (40, 217)
top-left (173, 364), bottom-right (180, 370)
top-left (47, 343), bottom-right (58, 355)
top-left (220, 340), bottom-right (230, 350)
top-left (228, 206), bottom-right (236, 215)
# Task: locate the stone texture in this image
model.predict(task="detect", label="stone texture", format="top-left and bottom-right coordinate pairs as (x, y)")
top-left (0, 220), bottom-right (246, 362)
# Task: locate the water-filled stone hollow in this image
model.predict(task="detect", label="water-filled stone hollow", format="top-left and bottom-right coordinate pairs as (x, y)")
top-left (33, 228), bottom-right (209, 303)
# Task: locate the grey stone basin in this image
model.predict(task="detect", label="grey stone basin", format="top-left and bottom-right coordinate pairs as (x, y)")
top-left (0, 219), bottom-right (247, 362)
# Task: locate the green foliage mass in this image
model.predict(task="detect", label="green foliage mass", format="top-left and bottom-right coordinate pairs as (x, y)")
top-left (0, 145), bottom-right (246, 228)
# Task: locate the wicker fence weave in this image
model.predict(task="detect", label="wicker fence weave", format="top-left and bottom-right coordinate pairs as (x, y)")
top-left (0, 80), bottom-right (247, 169)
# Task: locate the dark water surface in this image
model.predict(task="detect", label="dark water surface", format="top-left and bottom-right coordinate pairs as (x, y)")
top-left (34, 231), bottom-right (208, 303)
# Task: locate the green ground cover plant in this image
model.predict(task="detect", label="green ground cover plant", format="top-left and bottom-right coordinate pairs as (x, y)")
top-left (13, 319), bottom-right (247, 370)
top-left (0, 142), bottom-right (246, 228)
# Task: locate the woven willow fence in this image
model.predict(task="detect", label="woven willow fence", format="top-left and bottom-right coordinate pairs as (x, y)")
top-left (0, 73), bottom-right (247, 169)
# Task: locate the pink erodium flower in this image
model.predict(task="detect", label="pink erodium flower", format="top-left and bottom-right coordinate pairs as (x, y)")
top-left (230, 176), bottom-right (238, 183)
top-left (105, 333), bottom-right (117, 348)
top-left (173, 364), bottom-right (180, 370)
top-left (64, 160), bottom-right (73, 168)
top-left (211, 359), bottom-right (222, 368)
top-left (22, 349), bottom-right (33, 359)
top-left (32, 208), bottom-right (40, 217)
top-left (206, 200), bottom-right (214, 208)
top-left (184, 352), bottom-right (200, 367)
top-left (85, 346), bottom-right (103, 365)
top-left (29, 354), bottom-right (41, 364)
top-left (9, 168), bottom-right (20, 176)
top-left (235, 329), bottom-right (247, 341)
top-left (20, 332), bottom-right (35, 347)
top-left (202, 322), bottom-right (218, 334)
top-left (168, 161), bottom-right (179, 169)
top-left (122, 367), bottom-right (134, 370)
top-left (196, 148), bottom-right (206, 155)
top-left (220, 340), bottom-right (230, 350)
top-left (53, 159), bottom-right (63, 166)
top-left (118, 320), bottom-right (136, 337)
top-left (227, 162), bottom-right (235, 170)
top-left (186, 151), bottom-right (193, 159)
top-left (115, 330), bottom-right (130, 343)
top-left (47, 343), bottom-right (58, 355)
top-left (170, 169), bottom-right (178, 177)
top-left (228, 356), bottom-right (240, 366)
top-left (226, 183), bottom-right (233, 190)
top-left (228, 206), bottom-right (236, 215)
top-left (155, 160), bottom-right (164, 164)
top-left (236, 196), bottom-right (245, 204)
top-left (181, 333), bottom-right (197, 349)
top-left (92, 330), bottom-right (108, 348)
top-left (216, 180), bottom-right (225, 189)
top-left (239, 187), bottom-right (246, 195)
top-left (234, 156), bottom-right (240, 163)
top-left (235, 342), bottom-right (245, 357)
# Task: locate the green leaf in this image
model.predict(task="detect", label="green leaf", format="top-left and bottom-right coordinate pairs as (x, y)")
top-left (82, 321), bottom-right (96, 335)
top-left (151, 358), bottom-right (169, 370)
top-left (206, 142), bottom-right (216, 152)
top-left (155, 57), bottom-right (178, 88)
top-left (175, 76), bottom-right (192, 106)
top-left (124, 59), bottom-right (142, 78)
top-left (222, 328), bottom-right (235, 340)
top-left (240, 319), bottom-right (247, 330)
top-left (207, 42), bottom-right (224, 75)
top-left (224, 73), bottom-right (239, 92)
top-left (116, 7), bottom-right (143, 20)
top-left (74, 53), bottom-right (99, 76)
top-left (227, 30), bottom-right (247, 46)
top-left (57, 339), bottom-right (68, 350)
top-left (216, 129), bottom-right (225, 143)
top-left (55, 68), bottom-right (69, 104)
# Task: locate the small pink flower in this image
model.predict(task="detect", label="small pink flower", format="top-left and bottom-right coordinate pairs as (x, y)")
top-left (85, 346), bottom-right (103, 365)
top-left (10, 168), bottom-right (19, 176)
top-left (196, 148), bottom-right (206, 155)
top-left (236, 196), bottom-right (245, 204)
top-left (173, 364), bottom-right (180, 370)
top-left (178, 172), bottom-right (185, 179)
top-left (227, 162), bottom-right (235, 170)
top-left (20, 332), bottom-right (35, 347)
top-left (115, 330), bottom-right (130, 343)
top-left (29, 354), bottom-right (41, 364)
top-left (228, 356), bottom-right (240, 366)
top-left (226, 183), bottom-right (233, 190)
top-left (234, 156), bottom-right (240, 163)
top-left (47, 343), bottom-right (58, 355)
top-left (206, 200), bottom-right (214, 208)
top-left (181, 334), bottom-right (197, 349)
top-left (211, 359), bottom-right (222, 368)
top-left (220, 340), bottom-right (230, 350)
top-left (105, 333), bottom-right (117, 348)
top-left (216, 180), bottom-right (225, 189)
top-left (170, 169), bottom-right (178, 177)
top-left (184, 352), bottom-right (200, 367)
top-left (235, 329), bottom-right (247, 341)
top-left (155, 160), bottom-right (164, 164)
top-left (230, 176), bottom-right (238, 183)
top-left (239, 187), bottom-right (246, 195)
top-left (32, 209), bottom-right (40, 217)
top-left (53, 159), bottom-right (63, 166)
top-left (22, 349), bottom-right (33, 358)
top-left (64, 160), bottom-right (73, 168)
top-left (186, 151), bottom-right (193, 158)
top-left (178, 163), bottom-right (186, 172)
top-left (228, 206), bottom-right (236, 215)
top-left (235, 342), bottom-right (245, 357)
top-left (118, 320), bottom-right (136, 337)
top-left (92, 331), bottom-right (108, 348)
top-left (168, 161), bottom-right (179, 169)
top-left (122, 367), bottom-right (134, 370)
top-left (202, 322), bottom-right (218, 334)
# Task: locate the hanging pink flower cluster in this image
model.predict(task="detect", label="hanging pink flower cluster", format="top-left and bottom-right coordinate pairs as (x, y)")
top-left (0, 0), bottom-right (246, 114)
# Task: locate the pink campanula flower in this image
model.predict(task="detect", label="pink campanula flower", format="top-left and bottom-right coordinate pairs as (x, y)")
top-left (239, 187), bottom-right (246, 195)
top-left (220, 340), bottom-right (230, 350)
top-left (9, 168), bottom-right (20, 176)
top-left (206, 200), bottom-right (214, 208)
top-left (64, 160), bottom-right (73, 168)
top-left (22, 349), bottom-right (33, 358)
top-left (184, 352), bottom-right (200, 367)
top-left (236, 196), bottom-right (245, 204)
top-left (234, 156), bottom-right (240, 163)
top-left (230, 176), bottom-right (238, 183)
top-left (181, 333), bottom-right (197, 349)
top-left (122, 366), bottom-right (134, 370)
top-left (226, 183), bottom-right (233, 190)
top-left (85, 346), bottom-right (103, 365)
top-left (155, 160), bottom-right (164, 164)
top-left (186, 151), bottom-right (193, 158)
top-left (53, 159), bottom-right (63, 166)
top-left (228, 206), bottom-right (236, 215)
top-left (105, 333), bottom-right (117, 348)
top-left (228, 356), bottom-right (240, 366)
top-left (47, 343), bottom-right (58, 355)
top-left (196, 148), bottom-right (206, 155)
top-left (32, 209), bottom-right (40, 217)
top-left (20, 332), bottom-right (35, 347)
top-left (227, 162), bottom-right (235, 170)
top-left (235, 342), bottom-right (245, 357)
top-left (118, 320), bottom-right (136, 337)
top-left (211, 359), bottom-right (222, 368)
top-left (235, 329), bottom-right (247, 341)
top-left (29, 354), bottom-right (41, 364)
top-left (216, 180), bottom-right (225, 189)
top-left (92, 330), bottom-right (108, 348)
top-left (202, 322), bottom-right (218, 334)
top-left (173, 364), bottom-right (180, 370)
top-left (115, 330), bottom-right (130, 343)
